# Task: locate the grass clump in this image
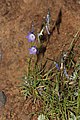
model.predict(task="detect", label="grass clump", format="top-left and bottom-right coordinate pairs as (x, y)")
top-left (20, 37), bottom-right (80, 119)
top-left (20, 9), bottom-right (80, 119)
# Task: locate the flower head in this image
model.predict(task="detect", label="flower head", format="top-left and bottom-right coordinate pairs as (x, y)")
top-left (54, 62), bottom-right (60, 71)
top-left (64, 67), bottom-right (69, 79)
top-left (29, 46), bottom-right (37, 55)
top-left (26, 32), bottom-right (35, 42)
top-left (46, 9), bottom-right (50, 25)
top-left (56, 63), bottom-right (60, 71)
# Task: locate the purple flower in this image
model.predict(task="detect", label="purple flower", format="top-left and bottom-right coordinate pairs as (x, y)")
top-left (64, 67), bottom-right (69, 79)
top-left (26, 32), bottom-right (35, 42)
top-left (54, 62), bottom-right (60, 71)
top-left (56, 63), bottom-right (60, 71)
top-left (29, 46), bottom-right (37, 54)
top-left (46, 9), bottom-right (50, 25)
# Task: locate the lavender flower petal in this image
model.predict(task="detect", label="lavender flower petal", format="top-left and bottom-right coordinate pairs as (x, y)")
top-left (29, 46), bottom-right (37, 55)
top-left (56, 63), bottom-right (60, 71)
top-left (64, 67), bottom-right (69, 79)
top-left (26, 32), bottom-right (35, 42)
top-left (54, 62), bottom-right (60, 71)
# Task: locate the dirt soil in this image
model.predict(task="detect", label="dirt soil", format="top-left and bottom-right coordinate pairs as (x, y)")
top-left (0, 0), bottom-right (80, 120)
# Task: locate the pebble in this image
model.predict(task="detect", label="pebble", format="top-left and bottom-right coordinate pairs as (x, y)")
top-left (0, 51), bottom-right (2, 61)
top-left (0, 91), bottom-right (7, 108)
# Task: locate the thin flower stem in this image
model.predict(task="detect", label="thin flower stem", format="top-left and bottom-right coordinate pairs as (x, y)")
top-left (68, 30), bottom-right (80, 51)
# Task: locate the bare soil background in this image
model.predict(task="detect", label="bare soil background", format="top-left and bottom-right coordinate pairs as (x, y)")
top-left (0, 0), bottom-right (80, 119)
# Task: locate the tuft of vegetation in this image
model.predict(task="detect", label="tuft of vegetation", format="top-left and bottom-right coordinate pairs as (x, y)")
top-left (20, 9), bottom-right (80, 120)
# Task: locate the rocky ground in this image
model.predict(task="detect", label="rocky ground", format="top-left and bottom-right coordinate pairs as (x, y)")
top-left (0, 0), bottom-right (80, 119)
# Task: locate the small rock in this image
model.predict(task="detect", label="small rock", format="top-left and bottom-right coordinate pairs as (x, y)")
top-left (0, 91), bottom-right (7, 108)
top-left (0, 51), bottom-right (3, 61)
